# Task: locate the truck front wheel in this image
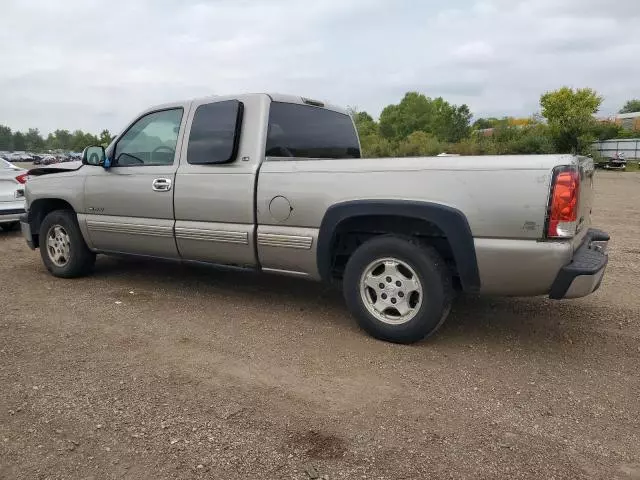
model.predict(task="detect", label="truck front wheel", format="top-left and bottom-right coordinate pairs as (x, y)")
top-left (343, 235), bottom-right (453, 344)
top-left (39, 210), bottom-right (96, 278)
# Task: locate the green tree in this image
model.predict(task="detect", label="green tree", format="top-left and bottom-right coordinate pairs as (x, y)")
top-left (12, 131), bottom-right (26, 151)
top-left (70, 130), bottom-right (85, 152)
top-left (379, 92), bottom-right (432, 140)
top-left (0, 125), bottom-right (12, 151)
top-left (70, 130), bottom-right (100, 152)
top-left (396, 131), bottom-right (443, 157)
top-left (472, 118), bottom-right (499, 130)
top-left (99, 129), bottom-right (114, 146)
top-left (619, 99), bottom-right (640, 114)
top-left (540, 87), bottom-right (603, 153)
top-left (431, 98), bottom-right (471, 142)
top-left (24, 128), bottom-right (45, 152)
top-left (359, 133), bottom-right (396, 158)
top-left (449, 136), bottom-right (498, 156)
top-left (505, 125), bottom-right (555, 154)
top-left (379, 92), bottom-right (471, 143)
top-left (349, 109), bottom-right (378, 138)
top-left (592, 121), bottom-right (621, 141)
top-left (46, 129), bottom-right (73, 150)
top-left (45, 133), bottom-right (55, 150)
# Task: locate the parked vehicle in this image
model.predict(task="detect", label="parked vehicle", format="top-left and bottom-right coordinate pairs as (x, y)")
top-left (19, 93), bottom-right (610, 343)
top-left (1, 158), bottom-right (23, 171)
top-left (1, 159), bottom-right (27, 231)
top-left (595, 152), bottom-right (627, 171)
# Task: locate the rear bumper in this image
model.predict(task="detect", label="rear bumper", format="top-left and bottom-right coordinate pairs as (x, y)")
top-left (0, 207), bottom-right (25, 224)
top-left (20, 213), bottom-right (35, 250)
top-left (549, 228), bottom-right (609, 300)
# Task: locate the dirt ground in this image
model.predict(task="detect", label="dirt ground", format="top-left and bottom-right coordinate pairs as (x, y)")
top-left (1, 172), bottom-right (639, 480)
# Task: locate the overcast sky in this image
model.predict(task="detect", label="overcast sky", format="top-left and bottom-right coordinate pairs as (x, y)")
top-left (1, 0), bottom-right (639, 134)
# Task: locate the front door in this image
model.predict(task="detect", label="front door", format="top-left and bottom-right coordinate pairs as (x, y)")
top-left (83, 107), bottom-right (187, 258)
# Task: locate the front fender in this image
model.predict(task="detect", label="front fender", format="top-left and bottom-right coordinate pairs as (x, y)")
top-left (26, 171), bottom-right (86, 214)
top-left (24, 172), bottom-right (87, 247)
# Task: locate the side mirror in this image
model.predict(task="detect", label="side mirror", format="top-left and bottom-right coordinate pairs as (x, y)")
top-left (82, 146), bottom-right (106, 166)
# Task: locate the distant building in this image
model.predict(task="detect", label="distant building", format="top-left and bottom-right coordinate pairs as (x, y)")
top-left (599, 112), bottom-right (640, 131)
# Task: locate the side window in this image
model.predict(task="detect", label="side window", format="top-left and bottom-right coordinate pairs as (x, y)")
top-left (266, 102), bottom-right (361, 159)
top-left (114, 108), bottom-right (183, 166)
top-left (187, 100), bottom-right (244, 165)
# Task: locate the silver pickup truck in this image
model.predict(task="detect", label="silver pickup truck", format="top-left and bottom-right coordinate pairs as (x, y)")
top-left (21, 93), bottom-right (610, 343)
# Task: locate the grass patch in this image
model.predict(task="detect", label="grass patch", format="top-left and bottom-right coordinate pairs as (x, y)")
top-left (625, 161), bottom-right (640, 172)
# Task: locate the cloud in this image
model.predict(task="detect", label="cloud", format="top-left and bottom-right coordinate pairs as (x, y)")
top-left (0, 0), bottom-right (639, 134)
top-left (453, 41), bottom-right (495, 61)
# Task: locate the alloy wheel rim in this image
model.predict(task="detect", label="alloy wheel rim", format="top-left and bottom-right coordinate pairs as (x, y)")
top-left (359, 257), bottom-right (422, 325)
top-left (46, 225), bottom-right (71, 267)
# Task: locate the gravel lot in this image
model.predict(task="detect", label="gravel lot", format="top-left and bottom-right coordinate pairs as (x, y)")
top-left (1, 172), bottom-right (639, 480)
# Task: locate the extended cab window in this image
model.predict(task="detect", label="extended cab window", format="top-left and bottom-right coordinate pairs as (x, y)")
top-left (187, 100), bottom-right (244, 165)
top-left (266, 102), bottom-right (361, 159)
top-left (114, 108), bottom-right (183, 166)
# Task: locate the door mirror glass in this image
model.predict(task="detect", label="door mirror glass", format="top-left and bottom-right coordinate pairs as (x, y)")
top-left (82, 146), bottom-right (106, 166)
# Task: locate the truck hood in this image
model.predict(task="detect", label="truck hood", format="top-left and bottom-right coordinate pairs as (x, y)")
top-left (28, 161), bottom-right (83, 177)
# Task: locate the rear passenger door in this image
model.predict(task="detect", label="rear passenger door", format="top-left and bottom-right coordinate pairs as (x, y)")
top-left (173, 95), bottom-right (266, 267)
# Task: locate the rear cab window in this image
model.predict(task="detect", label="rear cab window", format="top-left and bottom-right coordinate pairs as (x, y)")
top-left (266, 102), bottom-right (361, 159)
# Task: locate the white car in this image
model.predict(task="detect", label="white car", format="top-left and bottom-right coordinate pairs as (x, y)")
top-left (0, 158), bottom-right (27, 231)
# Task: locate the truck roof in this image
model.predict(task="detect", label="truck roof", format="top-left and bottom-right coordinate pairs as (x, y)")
top-left (144, 93), bottom-right (350, 116)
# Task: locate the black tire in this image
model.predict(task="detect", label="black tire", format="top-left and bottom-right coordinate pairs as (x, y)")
top-left (343, 235), bottom-right (453, 344)
top-left (39, 210), bottom-right (96, 278)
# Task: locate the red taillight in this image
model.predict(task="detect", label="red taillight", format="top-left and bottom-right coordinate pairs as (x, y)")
top-left (15, 173), bottom-right (28, 184)
top-left (548, 169), bottom-right (580, 238)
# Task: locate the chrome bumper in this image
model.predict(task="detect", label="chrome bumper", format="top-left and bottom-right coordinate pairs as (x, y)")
top-left (549, 229), bottom-right (609, 299)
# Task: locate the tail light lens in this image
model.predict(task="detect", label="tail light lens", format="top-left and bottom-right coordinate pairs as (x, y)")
top-left (15, 173), bottom-right (28, 184)
top-left (547, 169), bottom-right (580, 238)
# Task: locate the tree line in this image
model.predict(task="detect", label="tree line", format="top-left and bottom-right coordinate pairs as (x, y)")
top-left (0, 127), bottom-right (114, 153)
top-left (1, 92), bottom-right (639, 157)
top-left (351, 90), bottom-right (640, 158)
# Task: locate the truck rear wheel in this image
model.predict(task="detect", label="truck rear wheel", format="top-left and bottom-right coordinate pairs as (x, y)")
top-left (343, 235), bottom-right (453, 344)
top-left (39, 210), bottom-right (96, 278)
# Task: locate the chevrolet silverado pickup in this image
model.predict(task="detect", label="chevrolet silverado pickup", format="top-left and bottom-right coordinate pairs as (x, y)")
top-left (20, 93), bottom-right (610, 343)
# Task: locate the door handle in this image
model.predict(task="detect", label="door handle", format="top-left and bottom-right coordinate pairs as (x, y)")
top-left (152, 178), bottom-right (172, 192)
